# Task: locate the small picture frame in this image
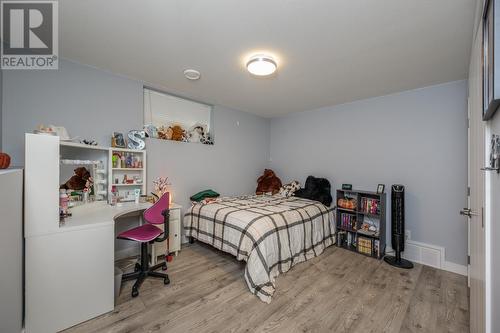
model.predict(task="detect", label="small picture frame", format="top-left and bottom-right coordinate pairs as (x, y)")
top-left (112, 132), bottom-right (126, 148)
top-left (342, 184), bottom-right (353, 190)
top-left (376, 184), bottom-right (385, 194)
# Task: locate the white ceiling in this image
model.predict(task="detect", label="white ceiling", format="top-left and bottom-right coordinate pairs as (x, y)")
top-left (60, 0), bottom-right (476, 117)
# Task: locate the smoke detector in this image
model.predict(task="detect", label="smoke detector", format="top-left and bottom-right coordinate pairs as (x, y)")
top-left (184, 69), bottom-right (201, 80)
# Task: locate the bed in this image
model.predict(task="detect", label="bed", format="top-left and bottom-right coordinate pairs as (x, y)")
top-left (183, 194), bottom-right (336, 303)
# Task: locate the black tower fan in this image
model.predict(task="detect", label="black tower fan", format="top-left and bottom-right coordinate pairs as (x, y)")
top-left (384, 185), bottom-right (414, 269)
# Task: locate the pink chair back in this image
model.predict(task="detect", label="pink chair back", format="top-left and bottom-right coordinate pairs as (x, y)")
top-left (144, 192), bottom-right (170, 225)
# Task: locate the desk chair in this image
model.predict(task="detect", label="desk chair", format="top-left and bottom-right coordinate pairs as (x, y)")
top-left (117, 193), bottom-right (171, 297)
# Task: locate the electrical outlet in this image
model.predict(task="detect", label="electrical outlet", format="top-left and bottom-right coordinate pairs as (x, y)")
top-left (405, 230), bottom-right (411, 241)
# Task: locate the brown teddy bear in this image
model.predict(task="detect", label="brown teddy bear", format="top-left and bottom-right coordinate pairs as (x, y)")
top-left (256, 169), bottom-right (282, 195)
top-left (170, 125), bottom-right (185, 141)
top-left (60, 167), bottom-right (93, 190)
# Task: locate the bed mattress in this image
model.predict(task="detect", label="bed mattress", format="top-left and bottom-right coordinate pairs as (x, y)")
top-left (184, 194), bottom-right (336, 303)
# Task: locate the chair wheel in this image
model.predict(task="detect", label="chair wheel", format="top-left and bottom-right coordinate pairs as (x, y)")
top-left (132, 288), bottom-right (139, 297)
top-left (134, 263), bottom-right (141, 272)
top-left (162, 263), bottom-right (167, 271)
top-left (164, 276), bottom-right (170, 285)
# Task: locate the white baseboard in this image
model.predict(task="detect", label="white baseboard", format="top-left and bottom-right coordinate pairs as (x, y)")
top-left (443, 260), bottom-right (468, 276)
top-left (387, 240), bottom-right (467, 276)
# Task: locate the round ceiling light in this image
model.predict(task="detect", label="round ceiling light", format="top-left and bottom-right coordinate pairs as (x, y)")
top-left (246, 54), bottom-right (277, 76)
top-left (184, 69), bottom-right (201, 80)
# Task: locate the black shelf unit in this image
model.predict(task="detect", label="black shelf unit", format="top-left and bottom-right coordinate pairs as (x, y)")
top-left (335, 189), bottom-right (386, 259)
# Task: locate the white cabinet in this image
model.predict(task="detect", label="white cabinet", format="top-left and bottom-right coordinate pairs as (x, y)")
top-left (0, 169), bottom-right (23, 333)
top-left (152, 203), bottom-right (182, 264)
top-left (25, 225), bottom-right (114, 333)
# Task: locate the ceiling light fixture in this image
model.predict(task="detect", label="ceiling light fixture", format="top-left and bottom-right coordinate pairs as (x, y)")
top-left (246, 54), bottom-right (277, 76)
top-left (184, 69), bottom-right (201, 80)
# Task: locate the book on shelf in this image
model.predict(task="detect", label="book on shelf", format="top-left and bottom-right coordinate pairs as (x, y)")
top-left (347, 232), bottom-right (357, 248)
top-left (340, 212), bottom-right (357, 231)
top-left (357, 237), bottom-right (372, 256)
top-left (374, 240), bottom-right (380, 258)
top-left (360, 197), bottom-right (381, 215)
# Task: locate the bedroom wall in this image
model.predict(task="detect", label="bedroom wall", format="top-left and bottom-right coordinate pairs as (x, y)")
top-left (2, 59), bottom-right (144, 167)
top-left (1, 59), bottom-right (270, 251)
top-left (269, 80), bottom-right (468, 266)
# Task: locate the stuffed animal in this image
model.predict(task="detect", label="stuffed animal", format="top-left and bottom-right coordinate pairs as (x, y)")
top-left (201, 133), bottom-right (214, 145)
top-left (157, 126), bottom-right (170, 140)
top-left (187, 125), bottom-right (206, 143)
top-left (170, 125), bottom-right (185, 141)
top-left (279, 180), bottom-right (301, 197)
top-left (60, 167), bottom-right (93, 190)
top-left (256, 169), bottom-right (282, 195)
top-left (294, 176), bottom-right (333, 206)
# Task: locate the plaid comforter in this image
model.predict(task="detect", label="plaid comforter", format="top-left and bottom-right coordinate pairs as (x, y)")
top-left (184, 195), bottom-right (336, 303)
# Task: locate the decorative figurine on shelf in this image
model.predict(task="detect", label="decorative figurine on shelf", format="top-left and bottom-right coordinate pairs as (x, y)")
top-left (35, 125), bottom-right (77, 141)
top-left (186, 124), bottom-right (207, 143)
top-left (144, 124), bottom-right (158, 139)
top-left (60, 167), bottom-right (94, 191)
top-left (80, 139), bottom-right (98, 146)
top-left (0, 152), bottom-right (11, 169)
top-left (127, 130), bottom-right (146, 150)
top-left (111, 132), bottom-right (126, 148)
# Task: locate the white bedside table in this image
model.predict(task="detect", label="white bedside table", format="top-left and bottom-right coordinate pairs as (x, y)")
top-left (151, 203), bottom-right (182, 265)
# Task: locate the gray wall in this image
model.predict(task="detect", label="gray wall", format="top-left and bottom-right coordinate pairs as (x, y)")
top-left (2, 59), bottom-right (271, 251)
top-left (269, 80), bottom-right (468, 265)
top-left (2, 59), bottom-right (468, 266)
top-left (2, 59), bottom-right (144, 166)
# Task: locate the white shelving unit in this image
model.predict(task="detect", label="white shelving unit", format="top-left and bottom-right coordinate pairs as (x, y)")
top-left (108, 148), bottom-right (147, 201)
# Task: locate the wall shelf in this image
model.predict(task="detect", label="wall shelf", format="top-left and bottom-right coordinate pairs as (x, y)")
top-left (60, 141), bottom-right (109, 151)
top-left (112, 168), bottom-right (143, 171)
top-left (108, 150), bottom-right (146, 200)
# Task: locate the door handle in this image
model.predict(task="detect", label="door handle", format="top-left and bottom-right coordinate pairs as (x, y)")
top-left (460, 208), bottom-right (478, 218)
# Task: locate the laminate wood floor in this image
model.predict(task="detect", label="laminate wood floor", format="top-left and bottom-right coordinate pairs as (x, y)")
top-left (65, 243), bottom-right (469, 333)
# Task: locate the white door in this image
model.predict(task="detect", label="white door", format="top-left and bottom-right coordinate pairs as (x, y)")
top-left (465, 22), bottom-right (486, 333)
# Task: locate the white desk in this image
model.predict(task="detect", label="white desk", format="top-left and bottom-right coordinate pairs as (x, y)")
top-left (25, 201), bottom-right (181, 333)
top-left (24, 134), bottom-right (183, 332)
top-left (62, 201), bottom-right (153, 230)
